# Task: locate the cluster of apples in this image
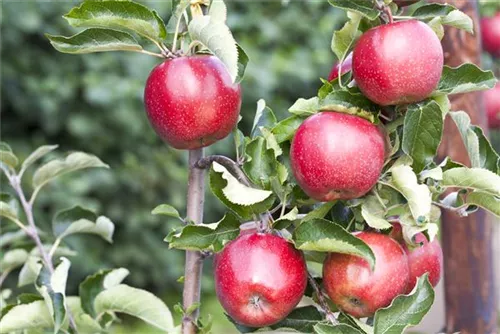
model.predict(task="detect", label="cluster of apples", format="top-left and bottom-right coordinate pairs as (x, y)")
top-left (481, 12), bottom-right (500, 129)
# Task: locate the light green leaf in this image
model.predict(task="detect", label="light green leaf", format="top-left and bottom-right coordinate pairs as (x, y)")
top-left (374, 275), bottom-right (435, 334)
top-left (0, 300), bottom-right (52, 333)
top-left (361, 196), bottom-right (392, 230)
top-left (0, 142), bottom-right (18, 170)
top-left (314, 323), bottom-right (364, 334)
top-left (251, 99), bottom-right (277, 138)
top-left (420, 166), bottom-right (443, 181)
top-left (243, 136), bottom-right (277, 190)
top-left (272, 116), bottom-right (304, 144)
top-left (0, 201), bottom-right (19, 224)
top-left (66, 297), bottom-right (102, 333)
top-left (209, 0), bottom-right (227, 22)
top-left (289, 97), bottom-right (320, 117)
top-left (46, 29), bottom-right (143, 54)
top-left (63, 0), bottom-right (166, 42)
top-left (411, 4), bottom-right (473, 33)
top-left (327, 0), bottom-right (380, 20)
top-left (273, 207), bottom-right (299, 230)
top-left (442, 167), bottom-right (500, 196)
top-left (79, 268), bottom-right (130, 317)
top-left (18, 256), bottom-right (42, 287)
top-left (441, 9), bottom-right (473, 33)
top-left (151, 204), bottom-right (182, 220)
top-left (0, 230), bottom-right (26, 248)
top-left (1, 249), bottom-right (29, 273)
top-left (303, 202), bottom-right (335, 222)
top-left (331, 12), bottom-right (362, 62)
top-left (433, 64), bottom-right (497, 96)
top-left (20, 145), bottom-right (58, 174)
top-left (213, 162), bottom-right (272, 206)
top-left (188, 15), bottom-right (238, 83)
top-left (33, 151), bottom-right (109, 190)
top-left (427, 17), bottom-right (444, 40)
top-left (94, 284), bottom-right (174, 332)
top-left (402, 100), bottom-right (444, 173)
top-left (260, 128), bottom-right (282, 158)
top-left (52, 206), bottom-right (114, 242)
top-left (466, 191), bottom-right (500, 217)
top-left (390, 165), bottom-right (432, 223)
top-left (165, 212), bottom-right (240, 252)
top-left (293, 218), bottom-right (375, 270)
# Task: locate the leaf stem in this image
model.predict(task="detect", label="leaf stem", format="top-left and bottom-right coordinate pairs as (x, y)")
top-left (307, 273), bottom-right (339, 325)
top-left (49, 237), bottom-right (62, 258)
top-left (138, 49), bottom-right (165, 58)
top-left (182, 148), bottom-right (206, 334)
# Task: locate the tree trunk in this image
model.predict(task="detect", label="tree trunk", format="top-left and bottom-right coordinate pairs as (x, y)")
top-left (432, 0), bottom-right (498, 333)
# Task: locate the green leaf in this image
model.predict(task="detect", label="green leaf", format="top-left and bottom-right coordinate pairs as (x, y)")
top-left (441, 9), bottom-right (473, 33)
top-left (79, 268), bottom-right (130, 317)
top-left (390, 165), bottom-right (432, 223)
top-left (33, 151), bottom-right (109, 191)
top-left (52, 206), bottom-right (114, 242)
top-left (303, 202), bottom-right (336, 222)
top-left (165, 212), bottom-right (240, 252)
top-left (373, 275), bottom-right (435, 334)
top-left (151, 204), bottom-right (182, 220)
top-left (328, 0), bottom-right (380, 20)
top-left (18, 256), bottom-right (42, 287)
top-left (442, 167), bottom-right (500, 196)
top-left (63, 0), bottom-right (166, 42)
top-left (361, 196), bottom-right (392, 230)
top-left (20, 145), bottom-right (58, 174)
top-left (411, 3), bottom-right (455, 19)
top-left (271, 306), bottom-right (323, 333)
top-left (0, 142), bottom-right (18, 170)
top-left (188, 15), bottom-right (238, 83)
top-left (251, 99), bottom-right (277, 138)
top-left (236, 44), bottom-right (249, 83)
top-left (402, 100), bottom-right (444, 173)
top-left (411, 4), bottom-right (473, 33)
top-left (331, 12), bottom-right (362, 62)
top-left (318, 90), bottom-right (379, 123)
top-left (0, 300), bottom-right (52, 333)
top-left (260, 128), bottom-right (283, 159)
top-left (243, 136), bottom-right (277, 190)
top-left (209, 164), bottom-right (275, 220)
top-left (427, 17), bottom-right (444, 40)
top-left (46, 29), bottom-right (143, 54)
top-left (166, 0), bottom-right (189, 35)
top-left (314, 323), bottom-right (364, 334)
top-left (94, 284), bottom-right (174, 332)
top-left (0, 201), bottom-right (19, 225)
top-left (449, 111), bottom-right (500, 173)
top-left (293, 218), bottom-right (375, 270)
top-left (288, 97), bottom-right (320, 117)
top-left (466, 191), bottom-right (500, 217)
top-left (433, 64), bottom-right (497, 96)
top-left (0, 230), bottom-right (26, 248)
top-left (272, 116), bottom-right (304, 144)
top-left (35, 258), bottom-right (71, 334)
top-left (273, 207), bottom-right (299, 230)
top-left (209, 0), bottom-right (227, 23)
top-left (1, 249), bottom-right (29, 273)
top-left (66, 296), bottom-right (103, 333)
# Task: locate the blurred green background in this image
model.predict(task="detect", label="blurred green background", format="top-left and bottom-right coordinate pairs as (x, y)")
top-left (1, 1), bottom-right (499, 333)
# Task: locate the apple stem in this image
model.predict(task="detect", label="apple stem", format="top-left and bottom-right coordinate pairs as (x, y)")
top-left (307, 273), bottom-right (339, 325)
top-left (182, 148), bottom-right (206, 334)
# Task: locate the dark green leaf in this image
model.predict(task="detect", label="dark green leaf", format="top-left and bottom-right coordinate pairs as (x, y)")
top-left (402, 100), bottom-right (443, 173)
top-left (434, 64), bottom-right (497, 96)
top-left (327, 0), bottom-right (380, 20)
top-left (46, 28), bottom-right (143, 54)
top-left (236, 44), bottom-right (249, 83)
top-left (271, 306), bottom-right (323, 332)
top-left (373, 275), bottom-right (435, 334)
top-left (52, 205), bottom-right (96, 235)
top-left (318, 90), bottom-right (379, 123)
top-left (273, 207), bottom-right (299, 230)
top-left (151, 204), bottom-right (182, 220)
top-left (63, 0), bottom-right (166, 42)
top-left (293, 218), bottom-right (375, 270)
top-left (314, 323), bottom-right (364, 334)
top-left (303, 202), bottom-right (336, 222)
top-left (411, 3), bottom-right (473, 33)
top-left (243, 137), bottom-right (276, 190)
top-left (272, 116), bottom-right (304, 144)
top-left (165, 212), bottom-right (241, 252)
top-left (411, 3), bottom-right (455, 19)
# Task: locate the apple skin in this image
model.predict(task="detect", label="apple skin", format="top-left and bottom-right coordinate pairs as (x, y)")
top-left (352, 20), bottom-right (443, 106)
top-left (214, 233), bottom-right (307, 327)
top-left (323, 232), bottom-right (410, 318)
top-left (290, 112), bottom-right (386, 202)
top-left (393, 0), bottom-right (419, 7)
top-left (144, 55), bottom-right (241, 149)
top-left (481, 13), bottom-right (500, 57)
top-left (389, 223), bottom-right (443, 293)
top-left (328, 53), bottom-right (353, 81)
top-left (485, 83), bottom-right (500, 128)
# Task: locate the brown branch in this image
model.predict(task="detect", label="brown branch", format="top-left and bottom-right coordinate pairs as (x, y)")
top-left (308, 273), bottom-right (339, 326)
top-left (182, 148), bottom-right (206, 334)
top-left (195, 155), bottom-right (251, 186)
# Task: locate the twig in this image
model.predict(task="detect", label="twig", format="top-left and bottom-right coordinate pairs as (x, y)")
top-left (308, 273), bottom-right (339, 325)
top-left (195, 155), bottom-right (252, 186)
top-left (182, 148), bottom-right (206, 334)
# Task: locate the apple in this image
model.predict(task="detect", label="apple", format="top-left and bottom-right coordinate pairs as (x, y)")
top-left (481, 13), bottom-right (500, 57)
top-left (389, 223), bottom-right (443, 293)
top-left (352, 20), bottom-right (443, 106)
top-left (323, 232), bottom-right (410, 318)
top-left (327, 53), bottom-right (353, 81)
top-left (214, 233), bottom-right (307, 327)
top-left (393, 0), bottom-right (419, 7)
top-left (144, 55), bottom-right (241, 149)
top-left (290, 112), bottom-right (386, 201)
top-left (485, 83), bottom-right (500, 128)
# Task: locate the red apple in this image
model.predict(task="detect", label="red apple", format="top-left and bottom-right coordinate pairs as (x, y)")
top-left (214, 233), bottom-right (307, 327)
top-left (389, 223), bottom-right (443, 293)
top-left (144, 55), bottom-right (241, 149)
top-left (328, 53), bottom-right (353, 81)
top-left (323, 232), bottom-right (410, 318)
top-left (393, 0), bottom-right (419, 7)
top-left (352, 20), bottom-right (443, 106)
top-left (481, 13), bottom-right (500, 57)
top-left (485, 83), bottom-right (500, 128)
top-left (290, 112), bottom-right (386, 201)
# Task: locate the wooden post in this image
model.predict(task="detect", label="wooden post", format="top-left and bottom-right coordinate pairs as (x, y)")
top-left (433, 0), bottom-right (498, 333)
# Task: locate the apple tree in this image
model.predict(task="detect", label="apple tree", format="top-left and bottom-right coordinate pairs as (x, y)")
top-left (1, 0), bottom-right (499, 333)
